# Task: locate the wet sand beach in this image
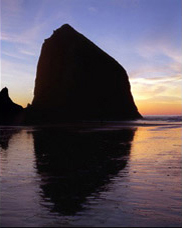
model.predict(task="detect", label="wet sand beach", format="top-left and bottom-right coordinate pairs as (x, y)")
top-left (0, 117), bottom-right (181, 227)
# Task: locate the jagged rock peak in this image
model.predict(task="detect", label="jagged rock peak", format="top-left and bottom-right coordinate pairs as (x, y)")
top-left (58, 23), bottom-right (75, 31)
top-left (0, 87), bottom-right (23, 125)
top-left (0, 87), bottom-right (9, 96)
top-left (45, 24), bottom-right (77, 41)
top-left (0, 87), bottom-right (23, 110)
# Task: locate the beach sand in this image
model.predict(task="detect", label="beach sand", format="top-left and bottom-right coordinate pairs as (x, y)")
top-left (0, 121), bottom-right (181, 227)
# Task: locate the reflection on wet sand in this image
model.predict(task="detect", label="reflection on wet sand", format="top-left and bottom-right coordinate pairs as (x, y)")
top-left (0, 128), bottom-right (20, 150)
top-left (0, 123), bottom-right (181, 227)
top-left (32, 126), bottom-right (136, 215)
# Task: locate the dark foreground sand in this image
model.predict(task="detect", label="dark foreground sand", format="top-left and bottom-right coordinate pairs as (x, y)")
top-left (0, 121), bottom-right (181, 227)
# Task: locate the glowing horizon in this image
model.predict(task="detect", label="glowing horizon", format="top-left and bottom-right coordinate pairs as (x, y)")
top-left (0, 0), bottom-right (181, 116)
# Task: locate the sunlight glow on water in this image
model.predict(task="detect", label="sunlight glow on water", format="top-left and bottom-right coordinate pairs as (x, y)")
top-left (0, 120), bottom-right (181, 227)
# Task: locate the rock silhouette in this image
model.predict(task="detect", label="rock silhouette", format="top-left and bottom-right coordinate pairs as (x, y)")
top-left (0, 87), bottom-right (23, 125)
top-left (1, 24), bottom-right (142, 125)
top-left (31, 24), bottom-right (142, 122)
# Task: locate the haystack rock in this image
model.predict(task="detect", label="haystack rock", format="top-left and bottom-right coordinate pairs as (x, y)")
top-left (0, 87), bottom-right (23, 124)
top-left (32, 24), bottom-right (142, 121)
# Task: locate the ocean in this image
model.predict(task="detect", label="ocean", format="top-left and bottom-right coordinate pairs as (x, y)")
top-left (0, 115), bottom-right (181, 227)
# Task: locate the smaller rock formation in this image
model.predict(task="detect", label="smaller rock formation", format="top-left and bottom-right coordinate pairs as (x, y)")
top-left (0, 87), bottom-right (23, 125)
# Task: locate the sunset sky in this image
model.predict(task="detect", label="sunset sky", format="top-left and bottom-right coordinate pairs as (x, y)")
top-left (0, 0), bottom-right (181, 115)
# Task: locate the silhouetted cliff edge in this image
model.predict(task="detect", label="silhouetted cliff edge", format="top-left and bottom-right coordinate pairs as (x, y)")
top-left (30, 24), bottom-right (142, 123)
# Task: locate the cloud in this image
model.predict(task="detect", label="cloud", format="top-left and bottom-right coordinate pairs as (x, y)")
top-left (144, 75), bottom-right (181, 82)
top-left (1, 0), bottom-right (24, 33)
top-left (145, 95), bottom-right (181, 103)
top-left (1, 24), bottom-right (45, 46)
top-left (2, 50), bottom-right (24, 60)
top-left (131, 77), bottom-right (181, 104)
top-left (19, 49), bottom-right (36, 56)
top-left (1, 0), bottom-right (23, 13)
top-left (129, 65), bottom-right (170, 79)
top-left (136, 37), bottom-right (181, 66)
top-left (1, 59), bottom-right (35, 83)
top-left (131, 74), bottom-right (181, 83)
top-left (1, 32), bottom-right (27, 44)
top-left (88, 6), bottom-right (97, 13)
top-left (129, 39), bottom-right (182, 82)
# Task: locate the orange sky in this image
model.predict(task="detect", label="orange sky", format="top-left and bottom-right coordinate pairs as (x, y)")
top-left (135, 100), bottom-right (182, 116)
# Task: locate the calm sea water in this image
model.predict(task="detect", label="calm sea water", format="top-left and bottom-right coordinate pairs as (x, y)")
top-left (0, 116), bottom-right (182, 227)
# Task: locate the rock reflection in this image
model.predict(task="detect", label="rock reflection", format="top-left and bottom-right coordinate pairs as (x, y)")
top-left (33, 125), bottom-right (136, 216)
top-left (0, 128), bottom-right (20, 150)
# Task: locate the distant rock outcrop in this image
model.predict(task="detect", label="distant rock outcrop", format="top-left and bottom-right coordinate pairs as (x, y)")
top-left (0, 87), bottom-right (23, 124)
top-left (31, 24), bottom-right (142, 122)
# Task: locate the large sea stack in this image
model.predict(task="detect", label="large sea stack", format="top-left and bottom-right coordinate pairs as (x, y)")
top-left (31, 24), bottom-right (142, 122)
